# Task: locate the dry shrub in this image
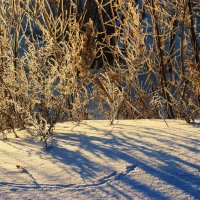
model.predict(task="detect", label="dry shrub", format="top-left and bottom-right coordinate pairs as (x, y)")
top-left (0, 0), bottom-right (199, 143)
top-left (94, 0), bottom-right (199, 121)
top-left (0, 0), bottom-right (97, 144)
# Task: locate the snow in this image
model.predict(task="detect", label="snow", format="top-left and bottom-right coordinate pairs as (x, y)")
top-left (0, 119), bottom-right (200, 200)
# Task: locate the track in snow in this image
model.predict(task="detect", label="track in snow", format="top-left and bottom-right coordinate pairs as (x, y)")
top-left (0, 164), bottom-right (137, 190)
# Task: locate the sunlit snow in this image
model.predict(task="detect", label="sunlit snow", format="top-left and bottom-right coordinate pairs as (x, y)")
top-left (0, 120), bottom-right (200, 200)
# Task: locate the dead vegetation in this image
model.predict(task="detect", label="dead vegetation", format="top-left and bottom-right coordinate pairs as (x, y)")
top-left (0, 0), bottom-right (199, 143)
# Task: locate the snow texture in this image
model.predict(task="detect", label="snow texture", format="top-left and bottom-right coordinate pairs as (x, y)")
top-left (0, 120), bottom-right (200, 200)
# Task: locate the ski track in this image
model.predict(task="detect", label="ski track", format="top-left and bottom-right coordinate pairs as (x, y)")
top-left (0, 165), bottom-right (137, 191)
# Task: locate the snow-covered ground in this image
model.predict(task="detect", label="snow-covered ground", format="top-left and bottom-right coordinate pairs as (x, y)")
top-left (0, 120), bottom-right (200, 200)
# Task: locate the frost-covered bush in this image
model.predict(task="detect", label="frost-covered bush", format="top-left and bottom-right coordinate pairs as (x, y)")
top-left (0, 0), bottom-right (199, 142)
top-left (0, 0), bottom-right (96, 144)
